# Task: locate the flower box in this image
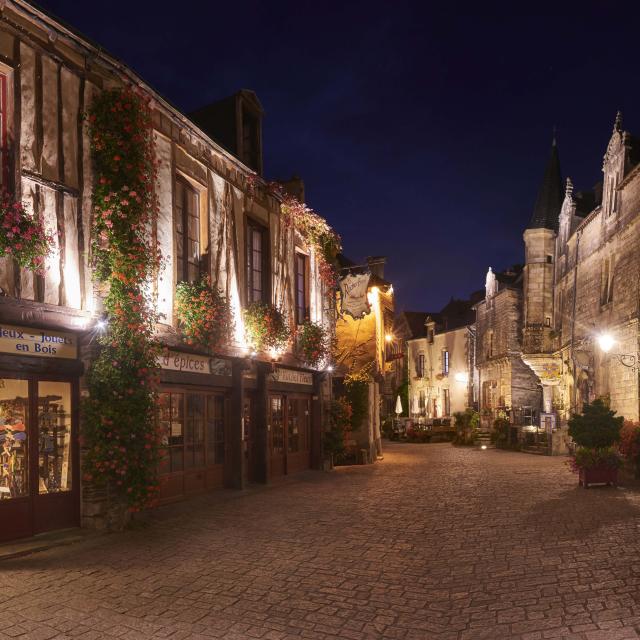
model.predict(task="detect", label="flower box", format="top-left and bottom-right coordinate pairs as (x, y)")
top-left (578, 465), bottom-right (618, 488)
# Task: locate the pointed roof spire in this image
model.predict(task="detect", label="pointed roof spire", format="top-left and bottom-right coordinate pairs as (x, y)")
top-left (614, 110), bottom-right (623, 133)
top-left (565, 176), bottom-right (573, 200)
top-left (528, 136), bottom-right (563, 231)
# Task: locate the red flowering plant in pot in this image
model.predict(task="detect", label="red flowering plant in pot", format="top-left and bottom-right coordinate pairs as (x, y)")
top-left (175, 276), bottom-right (234, 352)
top-left (296, 320), bottom-right (329, 368)
top-left (243, 301), bottom-right (291, 354)
top-left (618, 420), bottom-right (640, 479)
top-left (567, 399), bottom-right (624, 488)
top-left (0, 193), bottom-right (53, 274)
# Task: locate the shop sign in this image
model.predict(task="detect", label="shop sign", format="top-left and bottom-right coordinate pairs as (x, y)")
top-left (159, 351), bottom-right (231, 376)
top-left (339, 273), bottom-right (371, 319)
top-left (0, 324), bottom-right (77, 359)
top-left (273, 367), bottom-right (313, 386)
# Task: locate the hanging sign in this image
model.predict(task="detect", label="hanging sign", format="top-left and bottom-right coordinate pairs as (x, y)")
top-left (0, 324), bottom-right (77, 359)
top-left (338, 273), bottom-right (371, 319)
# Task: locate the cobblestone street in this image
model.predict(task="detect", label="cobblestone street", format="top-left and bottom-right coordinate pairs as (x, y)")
top-left (3, 443), bottom-right (640, 640)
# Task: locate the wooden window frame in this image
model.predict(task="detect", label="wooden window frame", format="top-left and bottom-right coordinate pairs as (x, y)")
top-left (0, 71), bottom-right (8, 189)
top-left (246, 217), bottom-right (270, 305)
top-left (174, 176), bottom-right (202, 284)
top-left (295, 252), bottom-right (310, 325)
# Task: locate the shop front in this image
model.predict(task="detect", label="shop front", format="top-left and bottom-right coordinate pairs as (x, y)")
top-left (157, 350), bottom-right (233, 503)
top-left (0, 324), bottom-right (81, 543)
top-left (267, 367), bottom-right (315, 481)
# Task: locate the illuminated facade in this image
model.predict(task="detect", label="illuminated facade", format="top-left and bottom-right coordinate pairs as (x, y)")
top-left (0, 1), bottom-right (336, 541)
top-left (477, 115), bottom-right (640, 450)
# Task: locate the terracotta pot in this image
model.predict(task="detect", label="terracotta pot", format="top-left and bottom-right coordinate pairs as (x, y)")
top-left (578, 465), bottom-right (618, 488)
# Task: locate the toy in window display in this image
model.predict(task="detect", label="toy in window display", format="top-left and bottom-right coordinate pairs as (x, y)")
top-left (0, 424), bottom-right (27, 499)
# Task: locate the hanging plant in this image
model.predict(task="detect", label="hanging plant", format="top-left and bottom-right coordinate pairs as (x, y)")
top-left (175, 276), bottom-right (234, 351)
top-left (297, 320), bottom-right (329, 368)
top-left (83, 87), bottom-right (162, 513)
top-left (0, 193), bottom-right (53, 274)
top-left (243, 301), bottom-right (290, 353)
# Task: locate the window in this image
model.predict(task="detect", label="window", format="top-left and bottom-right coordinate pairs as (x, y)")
top-left (247, 220), bottom-right (268, 303)
top-left (418, 389), bottom-right (425, 412)
top-left (606, 176), bottom-right (618, 217)
top-left (295, 253), bottom-right (309, 324)
top-left (418, 353), bottom-right (425, 378)
top-left (442, 350), bottom-right (449, 375)
top-left (601, 257), bottom-right (614, 305)
top-left (546, 255), bottom-right (553, 264)
top-left (175, 177), bottom-right (201, 283)
top-left (427, 329), bottom-right (434, 343)
top-left (443, 389), bottom-right (450, 416)
top-left (488, 331), bottom-right (494, 358)
top-left (0, 72), bottom-right (8, 188)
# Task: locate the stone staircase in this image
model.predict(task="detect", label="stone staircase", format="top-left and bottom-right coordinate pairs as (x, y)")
top-left (475, 428), bottom-right (493, 449)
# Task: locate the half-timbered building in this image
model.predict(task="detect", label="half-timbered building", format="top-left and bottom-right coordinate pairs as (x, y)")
top-left (0, 0), bottom-right (336, 541)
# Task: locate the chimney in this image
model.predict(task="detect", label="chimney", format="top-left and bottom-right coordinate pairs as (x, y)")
top-left (366, 256), bottom-right (386, 280)
top-left (280, 175), bottom-right (305, 202)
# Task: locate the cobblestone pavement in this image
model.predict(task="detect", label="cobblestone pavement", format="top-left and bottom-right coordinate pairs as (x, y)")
top-left (3, 443), bottom-right (640, 640)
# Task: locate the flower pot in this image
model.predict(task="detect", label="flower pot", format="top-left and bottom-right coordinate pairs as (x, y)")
top-left (578, 465), bottom-right (618, 488)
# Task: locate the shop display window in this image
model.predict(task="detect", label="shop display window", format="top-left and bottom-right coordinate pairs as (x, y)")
top-left (0, 378), bottom-right (29, 500)
top-left (38, 382), bottom-right (72, 494)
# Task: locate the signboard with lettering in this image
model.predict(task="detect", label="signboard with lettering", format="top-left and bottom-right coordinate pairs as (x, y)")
top-left (158, 351), bottom-right (232, 377)
top-left (0, 324), bottom-right (77, 359)
top-left (338, 273), bottom-right (371, 319)
top-left (272, 367), bottom-right (313, 386)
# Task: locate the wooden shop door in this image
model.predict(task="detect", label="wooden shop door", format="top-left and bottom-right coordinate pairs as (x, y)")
top-left (268, 395), bottom-right (286, 479)
top-left (0, 375), bottom-right (79, 543)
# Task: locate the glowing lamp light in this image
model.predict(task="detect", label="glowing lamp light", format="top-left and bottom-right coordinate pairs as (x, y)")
top-left (597, 333), bottom-right (615, 353)
top-left (385, 334), bottom-right (393, 343)
top-left (481, 445), bottom-right (487, 450)
top-left (96, 319), bottom-right (108, 332)
top-left (454, 372), bottom-right (469, 383)
top-left (250, 351), bottom-right (258, 358)
top-left (326, 365), bottom-right (334, 372)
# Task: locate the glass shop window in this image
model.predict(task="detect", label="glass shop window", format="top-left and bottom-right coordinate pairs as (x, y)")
top-left (207, 395), bottom-right (225, 465)
top-left (0, 378), bottom-right (29, 500)
top-left (38, 381), bottom-right (72, 494)
top-left (270, 397), bottom-right (284, 453)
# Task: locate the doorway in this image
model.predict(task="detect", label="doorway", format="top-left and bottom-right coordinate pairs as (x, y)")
top-left (0, 374), bottom-right (79, 542)
top-left (268, 394), bottom-right (311, 479)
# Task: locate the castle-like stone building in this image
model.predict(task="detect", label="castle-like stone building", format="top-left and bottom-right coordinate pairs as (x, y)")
top-left (477, 114), bottom-right (640, 446)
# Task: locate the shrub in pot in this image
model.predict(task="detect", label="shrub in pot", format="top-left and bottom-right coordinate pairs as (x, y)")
top-left (568, 399), bottom-right (623, 488)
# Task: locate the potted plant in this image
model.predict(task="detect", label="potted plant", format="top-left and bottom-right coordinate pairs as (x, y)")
top-left (568, 399), bottom-right (624, 488)
top-left (618, 420), bottom-right (640, 479)
top-left (243, 301), bottom-right (290, 353)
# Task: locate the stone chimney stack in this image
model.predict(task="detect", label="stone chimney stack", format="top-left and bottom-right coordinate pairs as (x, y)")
top-left (366, 256), bottom-right (386, 280)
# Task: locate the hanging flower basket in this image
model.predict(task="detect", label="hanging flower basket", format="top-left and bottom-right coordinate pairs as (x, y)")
top-left (0, 193), bottom-right (53, 274)
top-left (297, 320), bottom-right (329, 368)
top-left (175, 277), bottom-right (234, 351)
top-left (243, 301), bottom-right (290, 353)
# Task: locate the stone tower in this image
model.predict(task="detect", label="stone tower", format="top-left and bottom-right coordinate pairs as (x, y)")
top-left (523, 137), bottom-right (563, 354)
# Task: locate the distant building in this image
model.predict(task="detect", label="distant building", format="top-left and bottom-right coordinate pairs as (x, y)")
top-left (404, 296), bottom-right (478, 422)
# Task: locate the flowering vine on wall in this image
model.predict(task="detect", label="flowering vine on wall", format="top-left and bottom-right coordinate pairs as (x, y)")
top-left (175, 276), bottom-right (234, 351)
top-left (83, 87), bottom-right (162, 512)
top-left (0, 193), bottom-right (53, 274)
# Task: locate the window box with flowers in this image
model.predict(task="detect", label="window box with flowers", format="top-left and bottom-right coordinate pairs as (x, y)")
top-left (175, 276), bottom-right (234, 352)
top-left (0, 193), bottom-right (53, 273)
top-left (296, 321), bottom-right (329, 368)
top-left (243, 301), bottom-right (291, 353)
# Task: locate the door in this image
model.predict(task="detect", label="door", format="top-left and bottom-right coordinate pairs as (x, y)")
top-left (269, 396), bottom-right (286, 478)
top-left (0, 374), bottom-right (78, 542)
top-left (268, 394), bottom-right (312, 479)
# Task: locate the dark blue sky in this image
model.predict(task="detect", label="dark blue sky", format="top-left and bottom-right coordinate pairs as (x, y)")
top-left (38, 0), bottom-right (640, 311)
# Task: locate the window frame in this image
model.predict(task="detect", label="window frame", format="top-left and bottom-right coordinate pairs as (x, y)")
top-left (246, 217), bottom-right (270, 305)
top-left (418, 353), bottom-right (425, 378)
top-left (294, 251), bottom-right (310, 325)
top-left (0, 70), bottom-right (8, 188)
top-left (174, 175), bottom-right (202, 285)
top-left (442, 350), bottom-right (449, 375)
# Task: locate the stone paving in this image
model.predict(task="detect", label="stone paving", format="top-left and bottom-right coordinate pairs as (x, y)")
top-left (3, 443), bottom-right (640, 640)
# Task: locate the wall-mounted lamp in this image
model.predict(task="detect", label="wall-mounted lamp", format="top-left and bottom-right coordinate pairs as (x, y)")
top-left (596, 332), bottom-right (637, 370)
top-left (454, 372), bottom-right (469, 384)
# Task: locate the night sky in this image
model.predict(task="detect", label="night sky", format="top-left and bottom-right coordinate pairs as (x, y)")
top-left (37, 1), bottom-right (640, 312)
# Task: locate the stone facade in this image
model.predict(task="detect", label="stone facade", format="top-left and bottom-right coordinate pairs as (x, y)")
top-left (477, 114), bottom-right (640, 442)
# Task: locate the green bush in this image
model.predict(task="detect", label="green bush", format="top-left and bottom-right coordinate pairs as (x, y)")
top-left (491, 417), bottom-right (511, 448)
top-left (568, 399), bottom-right (623, 449)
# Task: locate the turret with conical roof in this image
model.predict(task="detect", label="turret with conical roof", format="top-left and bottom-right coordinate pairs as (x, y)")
top-left (528, 137), bottom-right (563, 231)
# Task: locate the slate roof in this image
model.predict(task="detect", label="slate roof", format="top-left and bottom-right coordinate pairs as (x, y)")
top-left (529, 140), bottom-right (563, 231)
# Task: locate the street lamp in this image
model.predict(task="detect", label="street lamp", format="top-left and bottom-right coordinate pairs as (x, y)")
top-left (454, 371), bottom-right (469, 383)
top-left (597, 332), bottom-right (637, 370)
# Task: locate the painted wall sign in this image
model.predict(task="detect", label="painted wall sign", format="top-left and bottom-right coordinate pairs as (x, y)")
top-left (0, 324), bottom-right (77, 359)
top-left (159, 351), bottom-right (231, 376)
top-left (338, 272), bottom-right (371, 319)
top-left (273, 367), bottom-right (313, 386)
